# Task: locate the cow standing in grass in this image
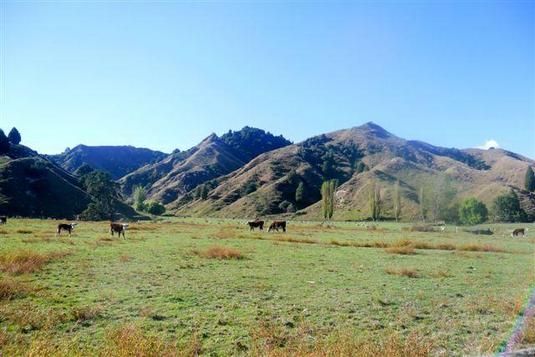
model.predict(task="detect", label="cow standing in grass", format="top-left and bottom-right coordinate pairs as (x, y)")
top-left (512, 228), bottom-right (527, 237)
top-left (110, 222), bottom-right (128, 239)
top-left (0, 216), bottom-right (6, 225)
top-left (268, 221), bottom-right (287, 232)
top-left (248, 220), bottom-right (264, 231)
top-left (57, 223), bottom-right (77, 236)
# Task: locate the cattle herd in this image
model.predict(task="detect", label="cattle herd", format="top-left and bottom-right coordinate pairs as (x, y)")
top-left (0, 216), bottom-right (531, 239)
top-left (247, 219), bottom-right (287, 232)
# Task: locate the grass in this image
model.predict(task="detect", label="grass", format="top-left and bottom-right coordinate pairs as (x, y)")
top-left (193, 245), bottom-right (245, 259)
top-left (0, 218), bottom-right (533, 355)
top-left (0, 249), bottom-right (70, 274)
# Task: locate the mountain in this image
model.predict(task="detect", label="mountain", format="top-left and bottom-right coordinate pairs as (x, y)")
top-left (119, 127), bottom-right (292, 205)
top-left (175, 122), bottom-right (535, 219)
top-left (49, 145), bottom-right (167, 180)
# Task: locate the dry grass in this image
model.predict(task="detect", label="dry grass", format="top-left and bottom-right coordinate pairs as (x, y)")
top-left (193, 245), bottom-right (244, 260)
top-left (250, 322), bottom-right (433, 356)
top-left (214, 228), bottom-right (236, 239)
top-left (458, 244), bottom-right (505, 253)
top-left (520, 314), bottom-right (535, 345)
top-left (385, 267), bottom-right (420, 278)
top-left (72, 305), bottom-right (104, 322)
top-left (274, 236), bottom-right (318, 245)
top-left (0, 277), bottom-right (32, 300)
top-left (430, 270), bottom-right (452, 278)
top-left (16, 229), bottom-right (33, 234)
top-left (119, 255), bottom-right (132, 262)
top-left (0, 229), bottom-right (8, 235)
top-left (0, 249), bottom-right (70, 274)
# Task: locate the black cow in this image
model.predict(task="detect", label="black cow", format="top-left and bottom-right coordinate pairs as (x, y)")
top-left (0, 216), bottom-right (6, 225)
top-left (512, 228), bottom-right (527, 237)
top-left (57, 223), bottom-right (77, 236)
top-left (268, 221), bottom-right (286, 232)
top-left (248, 220), bottom-right (264, 231)
top-left (110, 222), bottom-right (129, 239)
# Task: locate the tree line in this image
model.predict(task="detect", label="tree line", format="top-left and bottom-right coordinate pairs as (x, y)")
top-left (319, 166), bottom-right (535, 224)
top-left (0, 127), bottom-right (22, 154)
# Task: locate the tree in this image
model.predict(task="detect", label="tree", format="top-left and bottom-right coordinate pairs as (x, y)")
top-left (369, 182), bottom-right (382, 221)
top-left (7, 127), bottom-right (21, 145)
top-left (419, 187), bottom-right (427, 222)
top-left (295, 181), bottom-right (305, 205)
top-left (146, 201), bottom-right (166, 215)
top-left (525, 167), bottom-right (535, 192)
top-left (429, 174), bottom-right (457, 222)
top-left (133, 186), bottom-right (147, 212)
top-left (200, 184), bottom-right (209, 200)
top-left (0, 129), bottom-right (10, 154)
top-left (321, 180), bottom-right (336, 220)
top-left (80, 171), bottom-right (118, 220)
top-left (393, 180), bottom-right (401, 222)
top-left (492, 190), bottom-right (527, 222)
top-left (75, 164), bottom-right (94, 177)
top-left (459, 198), bottom-right (488, 225)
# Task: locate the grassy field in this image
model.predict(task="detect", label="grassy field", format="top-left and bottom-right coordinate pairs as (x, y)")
top-left (0, 218), bottom-right (534, 356)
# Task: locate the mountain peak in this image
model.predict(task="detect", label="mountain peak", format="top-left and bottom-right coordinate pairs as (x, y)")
top-left (356, 122), bottom-right (393, 139)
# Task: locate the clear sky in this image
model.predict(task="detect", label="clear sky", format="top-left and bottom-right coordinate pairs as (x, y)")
top-left (1, 1), bottom-right (534, 157)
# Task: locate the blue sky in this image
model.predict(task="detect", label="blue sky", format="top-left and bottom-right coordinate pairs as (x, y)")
top-left (2, 1), bottom-right (534, 157)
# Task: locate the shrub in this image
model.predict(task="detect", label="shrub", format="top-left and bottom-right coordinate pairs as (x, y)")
top-left (0, 278), bottom-right (32, 300)
top-left (0, 250), bottom-right (69, 274)
top-left (146, 201), bottom-right (166, 215)
top-left (492, 190), bottom-right (527, 222)
top-left (0, 129), bottom-right (10, 154)
top-left (459, 198), bottom-right (488, 225)
top-left (385, 267), bottom-right (420, 278)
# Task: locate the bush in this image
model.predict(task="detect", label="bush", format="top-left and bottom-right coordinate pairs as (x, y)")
top-left (459, 198), bottom-right (488, 225)
top-left (146, 201), bottom-right (165, 216)
top-left (492, 190), bottom-right (527, 222)
top-left (0, 129), bottom-right (10, 154)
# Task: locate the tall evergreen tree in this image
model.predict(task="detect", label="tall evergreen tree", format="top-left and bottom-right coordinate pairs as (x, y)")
top-left (419, 187), bottom-right (427, 222)
top-left (369, 182), bottom-right (382, 221)
top-left (295, 181), bottom-right (305, 205)
top-left (7, 127), bottom-right (21, 145)
top-left (525, 166), bottom-right (535, 192)
top-left (0, 129), bottom-right (10, 154)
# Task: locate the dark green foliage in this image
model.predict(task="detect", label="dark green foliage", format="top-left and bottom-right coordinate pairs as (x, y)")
top-left (321, 150), bottom-right (336, 179)
top-left (8, 127), bottom-right (21, 145)
top-left (243, 181), bottom-right (257, 195)
top-left (459, 198), bottom-right (488, 225)
top-left (355, 161), bottom-right (368, 174)
top-left (278, 200), bottom-right (295, 213)
top-left (492, 190), bottom-right (527, 222)
top-left (74, 164), bottom-right (95, 177)
top-left (220, 126), bottom-right (291, 162)
top-left (0, 129), bottom-right (10, 154)
top-left (80, 171), bottom-right (119, 220)
top-left (146, 201), bottom-right (166, 215)
top-left (525, 167), bottom-right (535, 192)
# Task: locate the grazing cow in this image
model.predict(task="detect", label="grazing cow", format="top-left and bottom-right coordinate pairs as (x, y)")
top-left (0, 216), bottom-right (6, 225)
top-left (512, 228), bottom-right (527, 237)
top-left (57, 223), bottom-right (77, 236)
top-left (248, 220), bottom-right (264, 231)
top-left (110, 222), bottom-right (129, 239)
top-left (268, 221), bottom-right (287, 232)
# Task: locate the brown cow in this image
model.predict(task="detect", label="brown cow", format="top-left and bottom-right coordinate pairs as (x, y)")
top-left (57, 223), bottom-right (77, 236)
top-left (511, 228), bottom-right (527, 237)
top-left (248, 220), bottom-right (264, 231)
top-left (110, 222), bottom-right (128, 238)
top-left (0, 216), bottom-right (6, 225)
top-left (268, 221), bottom-right (286, 232)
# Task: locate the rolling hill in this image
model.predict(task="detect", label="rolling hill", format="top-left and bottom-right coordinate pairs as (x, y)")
top-left (174, 123), bottom-right (535, 220)
top-left (119, 127), bottom-right (292, 205)
top-left (49, 145), bottom-right (167, 180)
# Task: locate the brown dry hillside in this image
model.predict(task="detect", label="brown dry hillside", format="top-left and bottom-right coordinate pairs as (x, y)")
top-left (175, 122), bottom-right (534, 219)
top-left (120, 127), bottom-right (291, 204)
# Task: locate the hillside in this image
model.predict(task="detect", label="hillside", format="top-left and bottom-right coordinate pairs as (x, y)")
top-left (120, 127), bottom-right (291, 204)
top-left (49, 145), bottom-right (167, 180)
top-left (175, 123), bottom-right (535, 220)
top-left (0, 144), bottom-right (141, 220)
